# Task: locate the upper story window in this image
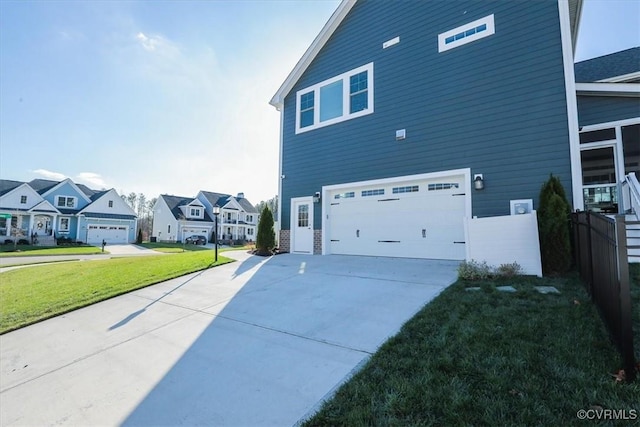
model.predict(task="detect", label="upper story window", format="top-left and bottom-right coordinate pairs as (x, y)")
top-left (295, 62), bottom-right (374, 134)
top-left (438, 14), bottom-right (495, 53)
top-left (246, 215), bottom-right (253, 222)
top-left (20, 195), bottom-right (27, 204)
top-left (56, 196), bottom-right (76, 208)
top-left (108, 200), bottom-right (113, 208)
top-left (190, 208), bottom-right (201, 217)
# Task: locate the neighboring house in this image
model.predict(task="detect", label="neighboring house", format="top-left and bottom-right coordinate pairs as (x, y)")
top-left (152, 191), bottom-right (258, 243)
top-left (0, 178), bottom-right (138, 244)
top-left (269, 0), bottom-right (639, 267)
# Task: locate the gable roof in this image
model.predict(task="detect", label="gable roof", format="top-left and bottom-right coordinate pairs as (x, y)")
top-left (236, 197), bottom-right (258, 214)
top-left (574, 47), bottom-right (640, 83)
top-left (199, 191), bottom-right (231, 208)
top-left (160, 194), bottom-right (214, 222)
top-left (27, 179), bottom-right (59, 194)
top-left (269, 0), bottom-right (583, 109)
top-left (0, 180), bottom-right (24, 197)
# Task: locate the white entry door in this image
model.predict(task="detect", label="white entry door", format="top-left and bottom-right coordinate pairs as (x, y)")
top-left (291, 197), bottom-right (314, 253)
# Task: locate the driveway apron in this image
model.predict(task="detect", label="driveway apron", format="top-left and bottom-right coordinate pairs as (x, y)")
top-left (0, 251), bottom-right (458, 426)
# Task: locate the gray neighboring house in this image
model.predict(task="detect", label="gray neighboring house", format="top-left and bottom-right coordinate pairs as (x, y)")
top-left (152, 191), bottom-right (259, 243)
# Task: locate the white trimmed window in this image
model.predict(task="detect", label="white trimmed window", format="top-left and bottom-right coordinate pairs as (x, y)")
top-left (295, 62), bottom-right (374, 134)
top-left (59, 217), bottom-right (70, 232)
top-left (20, 195), bottom-right (27, 204)
top-left (189, 208), bottom-right (201, 217)
top-left (438, 14), bottom-right (495, 53)
top-left (56, 196), bottom-right (77, 208)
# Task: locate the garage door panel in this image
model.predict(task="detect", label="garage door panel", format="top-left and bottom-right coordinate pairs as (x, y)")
top-left (328, 174), bottom-right (467, 260)
top-left (87, 225), bottom-right (129, 244)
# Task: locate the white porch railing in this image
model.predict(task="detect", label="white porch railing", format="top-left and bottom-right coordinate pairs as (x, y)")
top-left (621, 172), bottom-right (640, 221)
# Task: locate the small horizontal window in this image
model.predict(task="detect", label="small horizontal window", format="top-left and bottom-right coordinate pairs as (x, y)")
top-left (334, 192), bottom-right (355, 199)
top-left (362, 189), bottom-right (384, 197)
top-left (439, 14), bottom-right (495, 53)
top-left (428, 183), bottom-right (460, 191)
top-left (392, 185), bottom-right (419, 194)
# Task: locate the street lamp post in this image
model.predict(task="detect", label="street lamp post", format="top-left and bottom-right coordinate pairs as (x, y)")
top-left (213, 206), bottom-right (220, 263)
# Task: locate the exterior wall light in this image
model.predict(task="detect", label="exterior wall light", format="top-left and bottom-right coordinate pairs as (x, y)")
top-left (474, 174), bottom-right (485, 190)
top-left (313, 192), bottom-right (321, 203)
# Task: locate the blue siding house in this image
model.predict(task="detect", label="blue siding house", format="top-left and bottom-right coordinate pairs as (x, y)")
top-left (0, 178), bottom-right (138, 245)
top-left (270, 0), bottom-right (639, 261)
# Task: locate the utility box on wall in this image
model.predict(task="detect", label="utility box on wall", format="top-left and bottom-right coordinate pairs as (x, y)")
top-left (510, 199), bottom-right (533, 215)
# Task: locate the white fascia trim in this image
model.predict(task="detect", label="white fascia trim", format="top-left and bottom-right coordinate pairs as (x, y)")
top-left (438, 14), bottom-right (495, 53)
top-left (321, 168), bottom-right (472, 255)
top-left (269, 0), bottom-right (357, 110)
top-left (580, 117), bottom-right (640, 132)
top-left (558, 0), bottom-right (583, 211)
top-left (277, 107), bottom-right (284, 228)
top-left (570, 0), bottom-right (583, 54)
top-left (576, 82), bottom-right (640, 97)
top-left (596, 71), bottom-right (640, 83)
top-left (28, 200), bottom-right (61, 214)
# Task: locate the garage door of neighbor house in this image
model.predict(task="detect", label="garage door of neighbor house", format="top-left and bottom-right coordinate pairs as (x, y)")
top-left (327, 173), bottom-right (467, 260)
top-left (87, 225), bottom-right (129, 244)
top-left (181, 227), bottom-right (208, 243)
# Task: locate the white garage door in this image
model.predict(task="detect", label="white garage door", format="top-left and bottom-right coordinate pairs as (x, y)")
top-left (181, 227), bottom-right (208, 243)
top-left (327, 174), bottom-right (467, 260)
top-left (87, 225), bottom-right (129, 245)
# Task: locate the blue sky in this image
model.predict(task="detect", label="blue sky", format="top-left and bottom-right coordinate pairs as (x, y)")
top-left (1, 0), bottom-right (638, 205)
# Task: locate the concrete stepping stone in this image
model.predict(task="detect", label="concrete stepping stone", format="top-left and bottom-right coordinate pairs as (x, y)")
top-left (534, 286), bottom-right (560, 294)
top-left (496, 285), bottom-right (517, 293)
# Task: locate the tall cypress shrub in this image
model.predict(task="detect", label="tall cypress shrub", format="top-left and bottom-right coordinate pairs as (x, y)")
top-left (537, 174), bottom-right (572, 275)
top-left (256, 206), bottom-right (275, 255)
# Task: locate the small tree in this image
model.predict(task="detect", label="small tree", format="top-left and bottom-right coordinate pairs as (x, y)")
top-left (136, 228), bottom-right (143, 244)
top-left (537, 174), bottom-right (572, 275)
top-left (256, 206), bottom-right (276, 256)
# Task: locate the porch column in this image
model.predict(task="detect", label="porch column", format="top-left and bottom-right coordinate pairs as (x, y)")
top-left (29, 213), bottom-right (35, 237)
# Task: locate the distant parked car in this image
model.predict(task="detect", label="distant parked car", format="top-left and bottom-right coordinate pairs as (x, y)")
top-left (185, 235), bottom-right (207, 245)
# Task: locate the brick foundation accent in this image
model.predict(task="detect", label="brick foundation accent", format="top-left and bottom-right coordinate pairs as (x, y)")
top-left (279, 229), bottom-right (290, 252)
top-left (313, 230), bottom-right (322, 254)
top-left (279, 229), bottom-right (322, 254)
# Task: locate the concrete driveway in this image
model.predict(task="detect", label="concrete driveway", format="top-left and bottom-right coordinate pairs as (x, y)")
top-left (0, 251), bottom-right (458, 426)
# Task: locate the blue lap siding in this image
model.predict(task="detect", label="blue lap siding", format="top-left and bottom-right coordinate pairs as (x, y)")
top-left (281, 0), bottom-right (572, 229)
top-left (577, 96), bottom-right (640, 127)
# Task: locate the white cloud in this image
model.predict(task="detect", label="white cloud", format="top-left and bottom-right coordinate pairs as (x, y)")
top-left (32, 169), bottom-right (66, 181)
top-left (136, 32), bottom-right (161, 52)
top-left (76, 172), bottom-right (108, 189)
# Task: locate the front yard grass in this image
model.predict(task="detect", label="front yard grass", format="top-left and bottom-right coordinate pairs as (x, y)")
top-left (305, 267), bottom-right (640, 426)
top-left (0, 250), bottom-right (233, 334)
top-left (138, 242), bottom-right (210, 253)
top-left (0, 245), bottom-right (104, 256)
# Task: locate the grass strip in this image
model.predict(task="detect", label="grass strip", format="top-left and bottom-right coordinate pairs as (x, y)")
top-left (305, 268), bottom-right (640, 426)
top-left (0, 250), bottom-right (233, 334)
top-left (0, 245), bottom-right (104, 256)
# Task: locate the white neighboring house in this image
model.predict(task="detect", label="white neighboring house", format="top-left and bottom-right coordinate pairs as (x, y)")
top-left (152, 191), bottom-right (259, 243)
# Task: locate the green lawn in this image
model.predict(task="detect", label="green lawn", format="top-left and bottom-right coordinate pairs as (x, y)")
top-left (0, 245), bottom-right (104, 256)
top-left (139, 242), bottom-right (255, 253)
top-left (0, 250), bottom-right (233, 334)
top-left (138, 242), bottom-right (210, 253)
top-left (304, 267), bottom-right (640, 426)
